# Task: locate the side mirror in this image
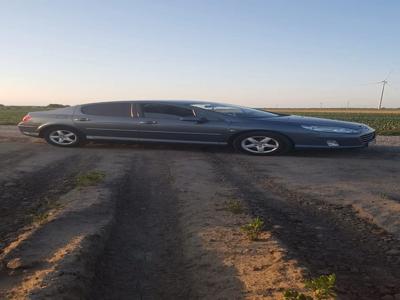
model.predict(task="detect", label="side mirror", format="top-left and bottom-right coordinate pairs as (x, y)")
top-left (180, 116), bottom-right (208, 123)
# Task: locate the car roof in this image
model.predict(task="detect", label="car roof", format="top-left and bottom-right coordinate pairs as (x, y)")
top-left (79, 100), bottom-right (221, 106)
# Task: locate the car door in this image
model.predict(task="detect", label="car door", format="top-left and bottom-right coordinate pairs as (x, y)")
top-left (73, 102), bottom-right (142, 139)
top-left (135, 102), bottom-right (230, 143)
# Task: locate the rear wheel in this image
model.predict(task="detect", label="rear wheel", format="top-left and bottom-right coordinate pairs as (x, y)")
top-left (43, 127), bottom-right (84, 147)
top-left (233, 131), bottom-right (292, 155)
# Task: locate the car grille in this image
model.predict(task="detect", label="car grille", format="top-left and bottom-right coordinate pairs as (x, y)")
top-left (360, 132), bottom-right (375, 143)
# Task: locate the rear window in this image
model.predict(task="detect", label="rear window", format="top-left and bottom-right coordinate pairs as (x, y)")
top-left (81, 103), bottom-right (131, 117)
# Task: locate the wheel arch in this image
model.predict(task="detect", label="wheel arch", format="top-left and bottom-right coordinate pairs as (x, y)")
top-left (38, 124), bottom-right (86, 138)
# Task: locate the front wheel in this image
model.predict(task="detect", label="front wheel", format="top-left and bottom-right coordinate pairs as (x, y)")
top-left (43, 127), bottom-right (84, 147)
top-left (233, 131), bottom-right (292, 155)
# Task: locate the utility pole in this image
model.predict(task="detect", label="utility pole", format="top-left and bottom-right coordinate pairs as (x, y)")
top-left (379, 80), bottom-right (387, 109)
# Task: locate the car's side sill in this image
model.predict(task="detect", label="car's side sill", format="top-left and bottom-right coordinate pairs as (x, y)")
top-left (86, 135), bottom-right (228, 145)
top-left (294, 144), bottom-right (366, 149)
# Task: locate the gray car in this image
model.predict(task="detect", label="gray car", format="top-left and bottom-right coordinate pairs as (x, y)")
top-left (18, 100), bottom-right (376, 155)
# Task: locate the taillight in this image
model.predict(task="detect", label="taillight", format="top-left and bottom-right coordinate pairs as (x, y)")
top-left (22, 114), bottom-right (32, 122)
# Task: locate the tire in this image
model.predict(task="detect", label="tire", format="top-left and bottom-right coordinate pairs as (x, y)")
top-left (232, 131), bottom-right (292, 155)
top-left (43, 127), bottom-right (85, 147)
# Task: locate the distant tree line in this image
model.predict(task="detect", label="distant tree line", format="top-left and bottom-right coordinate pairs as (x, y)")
top-left (0, 104), bottom-right (69, 108)
top-left (46, 104), bottom-right (70, 108)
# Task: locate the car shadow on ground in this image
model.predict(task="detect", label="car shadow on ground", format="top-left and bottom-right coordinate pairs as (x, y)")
top-left (84, 140), bottom-right (234, 154)
top-left (83, 140), bottom-right (400, 160)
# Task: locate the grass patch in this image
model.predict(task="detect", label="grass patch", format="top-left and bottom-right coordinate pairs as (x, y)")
top-left (379, 192), bottom-right (394, 200)
top-left (0, 105), bottom-right (67, 125)
top-left (241, 217), bottom-right (264, 241)
top-left (284, 274), bottom-right (336, 300)
top-left (31, 211), bottom-right (52, 225)
top-left (225, 199), bottom-right (244, 214)
top-left (29, 197), bottom-right (63, 225)
top-left (76, 170), bottom-right (106, 187)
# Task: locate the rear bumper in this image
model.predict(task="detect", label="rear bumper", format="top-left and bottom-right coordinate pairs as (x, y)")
top-left (17, 124), bottom-right (40, 137)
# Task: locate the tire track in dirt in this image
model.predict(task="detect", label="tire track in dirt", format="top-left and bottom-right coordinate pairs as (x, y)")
top-left (90, 152), bottom-right (191, 300)
top-left (0, 152), bottom-right (129, 299)
top-left (0, 148), bottom-right (36, 167)
top-left (0, 153), bottom-right (98, 250)
top-left (210, 153), bottom-right (400, 300)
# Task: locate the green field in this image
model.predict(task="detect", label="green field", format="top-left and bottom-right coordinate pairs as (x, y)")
top-left (0, 105), bottom-right (60, 125)
top-left (1, 106), bottom-right (399, 135)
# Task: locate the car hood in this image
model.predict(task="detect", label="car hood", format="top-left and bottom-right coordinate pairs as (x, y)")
top-left (263, 115), bottom-right (369, 130)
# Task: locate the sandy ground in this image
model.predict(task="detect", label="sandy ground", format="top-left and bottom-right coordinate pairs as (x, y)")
top-left (0, 126), bottom-right (400, 299)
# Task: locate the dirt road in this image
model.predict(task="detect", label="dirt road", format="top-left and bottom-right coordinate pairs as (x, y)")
top-left (1, 126), bottom-right (400, 299)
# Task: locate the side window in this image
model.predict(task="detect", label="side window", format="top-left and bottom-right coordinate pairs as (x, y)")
top-left (141, 104), bottom-right (194, 120)
top-left (81, 103), bottom-right (132, 118)
top-left (193, 108), bottom-right (224, 121)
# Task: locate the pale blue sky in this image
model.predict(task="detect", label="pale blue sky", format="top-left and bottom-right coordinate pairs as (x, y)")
top-left (1, 0), bottom-right (399, 107)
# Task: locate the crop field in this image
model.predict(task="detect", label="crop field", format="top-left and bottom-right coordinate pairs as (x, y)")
top-left (267, 108), bottom-right (400, 135)
top-left (0, 106), bottom-right (49, 125)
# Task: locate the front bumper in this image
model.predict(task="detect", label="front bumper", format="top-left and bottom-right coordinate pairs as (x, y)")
top-left (294, 129), bottom-right (376, 149)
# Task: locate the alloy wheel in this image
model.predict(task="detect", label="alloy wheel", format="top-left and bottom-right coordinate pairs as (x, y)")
top-left (240, 136), bottom-right (280, 154)
top-left (49, 130), bottom-right (78, 145)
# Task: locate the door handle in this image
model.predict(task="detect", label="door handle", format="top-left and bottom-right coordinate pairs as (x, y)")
top-left (139, 120), bottom-right (158, 124)
top-left (73, 118), bottom-right (91, 121)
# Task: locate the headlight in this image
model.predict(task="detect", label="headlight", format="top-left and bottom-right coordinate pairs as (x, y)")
top-left (301, 125), bottom-right (360, 134)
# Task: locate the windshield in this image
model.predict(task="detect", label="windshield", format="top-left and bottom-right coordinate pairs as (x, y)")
top-left (191, 103), bottom-right (279, 118)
